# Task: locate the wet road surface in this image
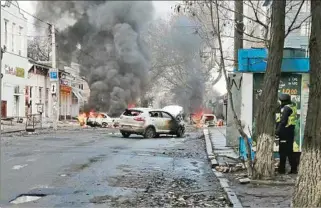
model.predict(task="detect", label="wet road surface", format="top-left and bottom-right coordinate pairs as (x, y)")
top-left (1, 128), bottom-right (229, 207)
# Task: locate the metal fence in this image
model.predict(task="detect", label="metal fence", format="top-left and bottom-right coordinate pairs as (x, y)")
top-left (25, 114), bottom-right (43, 129)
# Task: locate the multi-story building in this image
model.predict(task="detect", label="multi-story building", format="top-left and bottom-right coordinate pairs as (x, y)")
top-left (26, 60), bottom-right (52, 119)
top-left (59, 62), bottom-right (89, 119)
top-left (243, 0), bottom-right (311, 52)
top-left (1, 1), bottom-right (29, 118)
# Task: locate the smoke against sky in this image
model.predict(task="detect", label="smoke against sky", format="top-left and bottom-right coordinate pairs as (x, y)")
top-left (35, 1), bottom-right (154, 115)
top-left (167, 16), bottom-right (205, 113)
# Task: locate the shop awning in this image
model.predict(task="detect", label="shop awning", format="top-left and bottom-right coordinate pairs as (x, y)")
top-left (72, 87), bottom-right (85, 103)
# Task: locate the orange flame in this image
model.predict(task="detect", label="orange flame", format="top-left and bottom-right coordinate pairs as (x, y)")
top-left (78, 112), bottom-right (87, 127)
top-left (191, 108), bottom-right (213, 128)
top-left (128, 103), bottom-right (136, 109)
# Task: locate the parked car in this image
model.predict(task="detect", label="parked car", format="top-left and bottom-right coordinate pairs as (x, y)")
top-left (118, 108), bottom-right (185, 138)
top-left (87, 112), bottom-right (114, 127)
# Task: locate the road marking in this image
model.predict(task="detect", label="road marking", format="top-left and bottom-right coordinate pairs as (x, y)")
top-left (12, 164), bottom-right (28, 170)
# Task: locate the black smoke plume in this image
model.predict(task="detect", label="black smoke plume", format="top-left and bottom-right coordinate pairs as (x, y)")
top-left (36, 1), bottom-right (154, 116)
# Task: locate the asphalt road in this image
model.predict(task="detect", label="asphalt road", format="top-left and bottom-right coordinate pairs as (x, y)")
top-left (0, 128), bottom-right (229, 207)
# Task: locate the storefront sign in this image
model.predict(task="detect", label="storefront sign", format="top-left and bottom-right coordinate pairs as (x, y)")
top-left (60, 85), bottom-right (72, 93)
top-left (253, 73), bottom-right (302, 152)
top-left (4, 64), bottom-right (25, 78)
top-left (60, 78), bottom-right (70, 86)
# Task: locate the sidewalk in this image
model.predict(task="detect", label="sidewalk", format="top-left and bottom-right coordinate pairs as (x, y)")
top-left (205, 127), bottom-right (295, 207)
top-left (1, 120), bottom-right (80, 134)
top-left (203, 127), bottom-right (243, 208)
top-left (208, 127), bottom-right (239, 166)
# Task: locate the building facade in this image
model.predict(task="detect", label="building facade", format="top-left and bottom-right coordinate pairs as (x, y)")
top-left (59, 62), bottom-right (89, 120)
top-left (243, 1), bottom-right (311, 50)
top-left (26, 61), bottom-right (52, 119)
top-left (1, 1), bottom-right (29, 118)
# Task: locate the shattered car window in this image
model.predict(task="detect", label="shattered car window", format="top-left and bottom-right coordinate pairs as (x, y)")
top-left (123, 109), bottom-right (142, 116)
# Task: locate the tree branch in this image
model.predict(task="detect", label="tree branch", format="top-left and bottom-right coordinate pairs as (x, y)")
top-left (285, 0), bottom-right (306, 38)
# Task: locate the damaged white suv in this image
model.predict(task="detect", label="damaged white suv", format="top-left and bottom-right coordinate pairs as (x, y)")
top-left (118, 108), bottom-right (185, 138)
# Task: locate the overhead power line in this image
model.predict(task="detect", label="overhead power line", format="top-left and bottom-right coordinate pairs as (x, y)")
top-left (7, 1), bottom-right (50, 25)
top-left (1, 7), bottom-right (49, 29)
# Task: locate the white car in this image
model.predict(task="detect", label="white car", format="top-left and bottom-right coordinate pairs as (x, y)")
top-left (201, 114), bottom-right (217, 127)
top-left (87, 112), bottom-right (114, 128)
top-left (118, 108), bottom-right (185, 138)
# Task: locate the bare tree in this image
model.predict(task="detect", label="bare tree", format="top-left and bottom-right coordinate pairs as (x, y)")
top-left (27, 37), bottom-right (51, 61)
top-left (292, 1), bottom-right (321, 206)
top-left (176, 0), bottom-right (254, 175)
top-left (143, 17), bottom-right (221, 111)
top-left (252, 0), bottom-right (286, 179)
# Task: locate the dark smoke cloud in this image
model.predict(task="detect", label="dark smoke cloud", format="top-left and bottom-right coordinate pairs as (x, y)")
top-left (167, 16), bottom-right (205, 113)
top-left (36, 1), bottom-right (154, 116)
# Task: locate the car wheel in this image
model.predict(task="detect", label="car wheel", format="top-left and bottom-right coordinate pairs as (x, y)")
top-left (121, 131), bottom-right (131, 138)
top-left (102, 122), bottom-right (108, 128)
top-left (144, 127), bottom-right (156, 138)
top-left (176, 127), bottom-right (185, 138)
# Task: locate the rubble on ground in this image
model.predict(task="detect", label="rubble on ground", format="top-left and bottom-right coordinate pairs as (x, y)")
top-left (215, 162), bottom-right (246, 173)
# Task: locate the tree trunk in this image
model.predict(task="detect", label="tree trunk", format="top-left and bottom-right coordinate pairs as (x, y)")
top-left (292, 1), bottom-right (321, 206)
top-left (252, 0), bottom-right (286, 179)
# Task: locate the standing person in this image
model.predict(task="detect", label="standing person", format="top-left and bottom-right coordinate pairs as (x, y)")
top-left (276, 94), bottom-right (298, 174)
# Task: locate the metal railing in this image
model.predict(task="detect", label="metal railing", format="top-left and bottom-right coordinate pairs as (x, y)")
top-left (25, 114), bottom-right (43, 129)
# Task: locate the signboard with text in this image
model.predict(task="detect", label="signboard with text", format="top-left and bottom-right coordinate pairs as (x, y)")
top-left (4, 64), bottom-right (25, 78)
top-left (253, 73), bottom-right (302, 152)
top-left (49, 68), bottom-right (58, 81)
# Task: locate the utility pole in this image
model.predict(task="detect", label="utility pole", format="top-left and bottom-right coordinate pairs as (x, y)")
top-left (226, 0), bottom-right (244, 146)
top-left (50, 24), bottom-right (59, 130)
top-left (0, 8), bottom-right (4, 136)
top-left (234, 0), bottom-right (244, 70)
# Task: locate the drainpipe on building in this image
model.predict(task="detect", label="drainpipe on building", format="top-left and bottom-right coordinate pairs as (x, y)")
top-left (0, 8), bottom-right (6, 134)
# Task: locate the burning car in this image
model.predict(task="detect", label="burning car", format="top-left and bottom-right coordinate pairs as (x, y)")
top-left (201, 114), bottom-right (217, 127)
top-left (86, 112), bottom-right (114, 128)
top-left (118, 108), bottom-right (185, 138)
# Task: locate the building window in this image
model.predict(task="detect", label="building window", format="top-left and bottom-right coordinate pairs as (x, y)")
top-left (301, 45), bottom-right (309, 57)
top-left (30, 86), bottom-right (33, 98)
top-left (300, 21), bottom-right (311, 37)
top-left (46, 88), bottom-right (49, 101)
top-left (19, 26), bottom-right (23, 55)
top-left (39, 87), bottom-right (43, 103)
top-left (302, 1), bottom-right (310, 13)
top-left (12, 23), bottom-right (16, 52)
top-left (4, 19), bottom-right (8, 47)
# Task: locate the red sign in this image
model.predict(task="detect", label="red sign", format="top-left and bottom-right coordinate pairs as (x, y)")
top-left (60, 85), bottom-right (72, 93)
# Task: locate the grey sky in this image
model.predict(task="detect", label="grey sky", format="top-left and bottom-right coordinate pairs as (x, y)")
top-left (17, 1), bottom-right (175, 19)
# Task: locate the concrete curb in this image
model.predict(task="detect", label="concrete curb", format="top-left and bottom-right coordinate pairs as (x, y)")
top-left (203, 128), bottom-right (243, 208)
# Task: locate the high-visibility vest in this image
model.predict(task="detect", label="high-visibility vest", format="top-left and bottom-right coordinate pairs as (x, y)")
top-left (276, 113), bottom-right (281, 122)
top-left (276, 104), bottom-right (297, 126)
top-left (286, 104), bottom-right (297, 127)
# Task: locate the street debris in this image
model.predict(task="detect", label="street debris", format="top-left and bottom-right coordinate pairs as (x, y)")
top-left (239, 178), bottom-right (251, 184)
top-left (215, 162), bottom-right (246, 173)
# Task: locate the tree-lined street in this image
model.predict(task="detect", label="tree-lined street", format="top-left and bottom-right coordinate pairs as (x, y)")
top-left (0, 128), bottom-right (228, 207)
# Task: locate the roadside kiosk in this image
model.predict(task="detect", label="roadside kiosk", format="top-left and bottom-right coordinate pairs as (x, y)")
top-left (237, 48), bottom-right (309, 160)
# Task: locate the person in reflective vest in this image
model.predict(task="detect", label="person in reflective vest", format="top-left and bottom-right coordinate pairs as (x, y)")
top-left (275, 93), bottom-right (298, 174)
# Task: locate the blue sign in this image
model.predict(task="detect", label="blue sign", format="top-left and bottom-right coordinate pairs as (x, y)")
top-left (49, 71), bottom-right (58, 80)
